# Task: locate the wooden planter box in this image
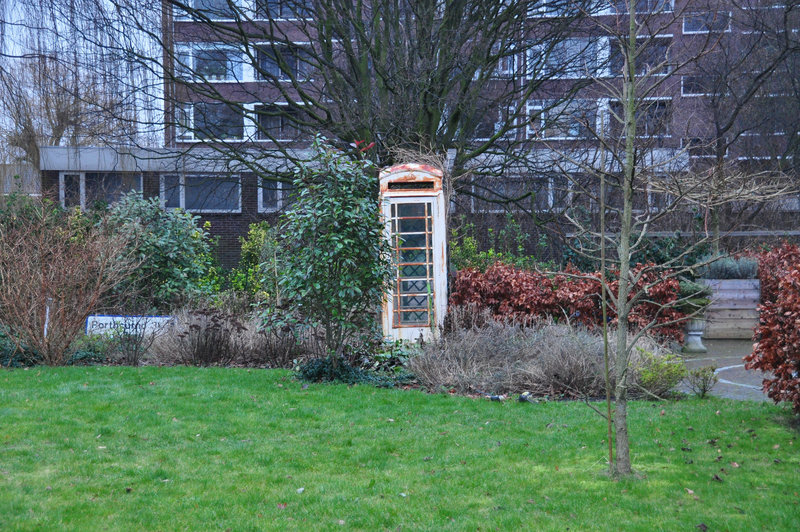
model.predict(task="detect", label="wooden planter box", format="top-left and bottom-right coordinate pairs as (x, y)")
top-left (701, 279), bottom-right (760, 340)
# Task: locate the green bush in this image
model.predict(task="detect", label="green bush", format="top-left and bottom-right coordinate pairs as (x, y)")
top-left (67, 334), bottom-right (115, 366)
top-left (297, 356), bottom-right (414, 387)
top-left (277, 137), bottom-right (393, 362)
top-left (686, 366), bottom-right (719, 398)
top-left (697, 254), bottom-right (758, 279)
top-left (227, 221), bottom-right (283, 305)
top-left (107, 193), bottom-right (215, 311)
top-left (450, 214), bottom-right (551, 272)
top-left (635, 349), bottom-right (687, 398)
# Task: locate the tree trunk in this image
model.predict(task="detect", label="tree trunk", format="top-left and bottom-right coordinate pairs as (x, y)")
top-left (611, 1), bottom-right (638, 477)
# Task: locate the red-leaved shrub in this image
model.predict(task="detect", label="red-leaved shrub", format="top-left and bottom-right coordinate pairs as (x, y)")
top-left (758, 242), bottom-right (800, 304)
top-left (745, 267), bottom-right (800, 413)
top-left (449, 262), bottom-right (685, 342)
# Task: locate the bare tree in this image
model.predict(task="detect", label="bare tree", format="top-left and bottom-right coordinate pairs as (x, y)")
top-left (0, 0), bottom-right (158, 177)
top-left (73, 0), bottom-right (609, 207)
top-left (675, 0), bottom-right (800, 251)
top-left (538, 1), bottom-right (797, 476)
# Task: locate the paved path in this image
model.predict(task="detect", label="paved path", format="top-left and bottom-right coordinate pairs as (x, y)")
top-left (682, 339), bottom-right (769, 401)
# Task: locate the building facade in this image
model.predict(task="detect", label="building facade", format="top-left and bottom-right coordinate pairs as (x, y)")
top-left (39, 0), bottom-right (800, 266)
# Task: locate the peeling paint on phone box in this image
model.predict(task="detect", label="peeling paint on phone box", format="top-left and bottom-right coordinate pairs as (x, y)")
top-left (85, 315), bottom-right (174, 336)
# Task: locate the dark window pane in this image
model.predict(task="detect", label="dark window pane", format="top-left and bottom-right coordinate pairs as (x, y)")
top-left (63, 173), bottom-right (80, 208)
top-left (194, 102), bottom-right (243, 139)
top-left (195, 0), bottom-right (235, 19)
top-left (185, 176), bottom-right (239, 212)
top-left (163, 175), bottom-right (181, 209)
top-left (195, 49), bottom-right (232, 80)
top-left (85, 173), bottom-right (141, 206)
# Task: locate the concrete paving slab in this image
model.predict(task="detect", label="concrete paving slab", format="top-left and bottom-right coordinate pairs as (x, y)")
top-left (681, 339), bottom-right (771, 401)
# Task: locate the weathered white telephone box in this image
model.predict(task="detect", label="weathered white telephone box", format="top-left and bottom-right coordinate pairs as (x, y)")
top-left (379, 164), bottom-right (447, 341)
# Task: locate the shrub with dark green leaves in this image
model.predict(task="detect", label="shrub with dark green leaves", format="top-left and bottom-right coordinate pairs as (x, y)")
top-left (277, 137), bottom-right (393, 362)
top-left (107, 193), bottom-right (215, 311)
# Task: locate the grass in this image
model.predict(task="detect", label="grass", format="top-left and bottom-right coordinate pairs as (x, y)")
top-left (1, 367), bottom-right (798, 531)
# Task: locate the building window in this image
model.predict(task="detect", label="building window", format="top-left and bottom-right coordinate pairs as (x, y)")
top-left (161, 175), bottom-right (241, 213)
top-left (544, 37), bottom-right (604, 79)
top-left (177, 102), bottom-right (245, 140)
top-left (259, 178), bottom-right (294, 213)
top-left (255, 104), bottom-right (305, 141)
top-left (612, 0), bottom-right (673, 14)
top-left (175, 44), bottom-right (242, 82)
top-left (59, 172), bottom-right (142, 209)
top-left (255, 0), bottom-right (309, 19)
top-left (175, 0), bottom-right (238, 20)
top-left (681, 75), bottom-right (713, 96)
top-left (528, 99), bottom-right (598, 140)
top-left (609, 99), bottom-right (672, 137)
top-left (682, 137), bottom-right (717, 158)
top-left (255, 44), bottom-right (312, 81)
top-left (683, 12), bottom-right (731, 34)
top-left (472, 103), bottom-right (515, 142)
top-left (608, 36), bottom-right (671, 77)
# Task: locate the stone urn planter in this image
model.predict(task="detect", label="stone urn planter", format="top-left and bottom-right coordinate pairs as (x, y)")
top-left (683, 316), bottom-right (707, 353)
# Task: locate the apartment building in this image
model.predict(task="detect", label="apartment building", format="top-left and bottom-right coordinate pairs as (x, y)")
top-left (39, 0), bottom-right (800, 265)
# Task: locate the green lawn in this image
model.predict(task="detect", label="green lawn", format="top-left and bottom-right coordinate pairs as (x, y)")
top-left (1, 367), bottom-right (797, 531)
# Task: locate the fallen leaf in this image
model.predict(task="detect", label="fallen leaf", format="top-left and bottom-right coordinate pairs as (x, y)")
top-left (696, 523), bottom-right (708, 532)
top-left (277, 503), bottom-right (287, 509)
top-left (125, 487), bottom-right (132, 493)
top-left (337, 520), bottom-right (345, 525)
top-left (660, 409), bottom-right (665, 416)
top-left (296, 487), bottom-right (305, 494)
top-left (712, 474), bottom-right (723, 482)
top-left (773, 444), bottom-right (780, 449)
top-left (685, 488), bottom-right (695, 495)
top-left (387, 418), bottom-right (395, 422)
top-left (731, 462), bottom-right (740, 468)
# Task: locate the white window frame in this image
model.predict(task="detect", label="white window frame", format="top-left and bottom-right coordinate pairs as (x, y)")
top-left (683, 11), bottom-right (732, 35)
top-left (175, 101), bottom-right (247, 142)
top-left (174, 0), bottom-right (239, 21)
top-left (175, 43), bottom-right (243, 83)
top-left (470, 175), bottom-right (573, 213)
top-left (541, 37), bottom-right (608, 80)
top-left (527, 98), bottom-right (600, 140)
top-left (606, 35), bottom-right (672, 78)
top-left (611, 0), bottom-right (674, 14)
top-left (681, 137), bottom-right (719, 159)
top-left (681, 75), bottom-right (712, 97)
top-left (607, 96), bottom-right (672, 138)
top-left (253, 101), bottom-right (306, 142)
top-left (58, 171), bottom-right (143, 210)
top-left (252, 0), bottom-right (310, 20)
top-left (258, 178), bottom-right (289, 213)
top-left (253, 41), bottom-right (313, 82)
top-left (529, 1), bottom-right (614, 18)
top-left (160, 174), bottom-right (242, 214)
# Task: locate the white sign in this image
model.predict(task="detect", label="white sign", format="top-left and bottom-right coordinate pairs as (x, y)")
top-left (86, 315), bottom-right (173, 336)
